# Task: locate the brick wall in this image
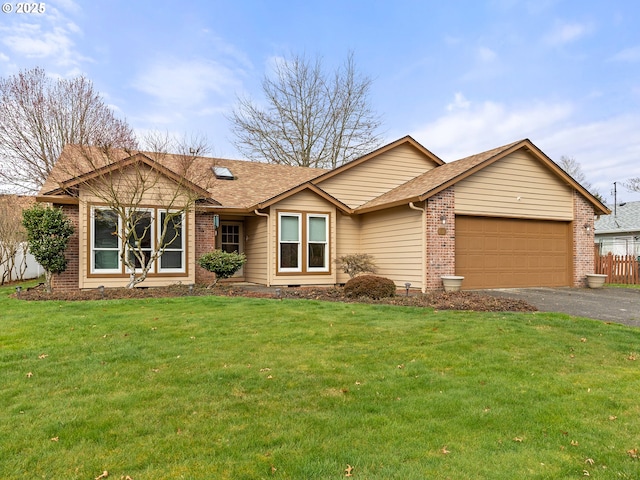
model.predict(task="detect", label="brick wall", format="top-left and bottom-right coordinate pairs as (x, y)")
top-left (194, 212), bottom-right (217, 285)
top-left (52, 204), bottom-right (80, 291)
top-left (425, 186), bottom-right (456, 290)
top-left (573, 192), bottom-right (596, 287)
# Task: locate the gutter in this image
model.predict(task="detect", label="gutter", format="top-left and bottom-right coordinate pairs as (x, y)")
top-left (408, 202), bottom-right (427, 293)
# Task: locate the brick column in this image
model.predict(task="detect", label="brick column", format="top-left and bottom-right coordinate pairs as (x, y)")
top-left (52, 204), bottom-right (80, 291)
top-left (572, 192), bottom-right (596, 287)
top-left (194, 211), bottom-right (217, 285)
top-left (425, 186), bottom-right (456, 290)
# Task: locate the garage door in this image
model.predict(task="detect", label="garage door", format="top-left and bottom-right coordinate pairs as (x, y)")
top-left (455, 216), bottom-right (571, 289)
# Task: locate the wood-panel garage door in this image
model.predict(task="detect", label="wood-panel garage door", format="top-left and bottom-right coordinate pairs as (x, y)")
top-left (455, 216), bottom-right (571, 289)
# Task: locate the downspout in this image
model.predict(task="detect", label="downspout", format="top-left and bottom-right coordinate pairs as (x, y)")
top-left (409, 202), bottom-right (427, 293)
top-left (254, 209), bottom-right (271, 286)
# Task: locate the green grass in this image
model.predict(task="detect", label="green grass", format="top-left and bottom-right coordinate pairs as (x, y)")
top-left (607, 283), bottom-right (640, 289)
top-left (2, 282), bottom-right (640, 479)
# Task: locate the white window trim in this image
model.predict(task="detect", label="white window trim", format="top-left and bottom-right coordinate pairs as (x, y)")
top-left (278, 212), bottom-right (302, 273)
top-left (158, 210), bottom-right (185, 273)
top-left (307, 213), bottom-right (329, 272)
top-left (91, 206), bottom-right (122, 274)
top-left (126, 208), bottom-right (155, 274)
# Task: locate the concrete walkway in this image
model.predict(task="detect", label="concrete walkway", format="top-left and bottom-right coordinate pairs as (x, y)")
top-left (483, 287), bottom-right (640, 327)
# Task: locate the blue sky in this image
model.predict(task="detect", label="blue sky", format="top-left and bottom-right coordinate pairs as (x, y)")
top-left (1, 0), bottom-right (640, 202)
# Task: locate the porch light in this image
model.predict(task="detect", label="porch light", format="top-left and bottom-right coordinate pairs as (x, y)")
top-left (404, 282), bottom-right (411, 297)
top-left (440, 215), bottom-right (446, 225)
top-left (213, 214), bottom-right (220, 229)
top-left (584, 223), bottom-right (591, 231)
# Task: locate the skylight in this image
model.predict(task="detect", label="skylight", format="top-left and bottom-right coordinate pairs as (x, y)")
top-left (212, 166), bottom-right (234, 180)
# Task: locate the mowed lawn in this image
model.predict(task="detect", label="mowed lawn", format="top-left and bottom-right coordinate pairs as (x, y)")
top-left (1, 282), bottom-right (640, 479)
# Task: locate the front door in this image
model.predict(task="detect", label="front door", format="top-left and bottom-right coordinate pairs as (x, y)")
top-left (220, 222), bottom-right (244, 277)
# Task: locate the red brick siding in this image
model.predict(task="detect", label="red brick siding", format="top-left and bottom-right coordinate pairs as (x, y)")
top-left (52, 204), bottom-right (79, 291)
top-left (572, 192), bottom-right (596, 287)
top-left (425, 186), bottom-right (456, 290)
top-left (194, 212), bottom-right (217, 285)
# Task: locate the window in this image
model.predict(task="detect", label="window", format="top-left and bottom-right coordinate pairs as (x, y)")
top-left (221, 224), bottom-right (240, 253)
top-left (307, 214), bottom-right (328, 271)
top-left (92, 208), bottom-right (121, 273)
top-left (159, 211), bottom-right (184, 272)
top-left (127, 209), bottom-right (154, 271)
top-left (89, 206), bottom-right (187, 276)
top-left (277, 212), bottom-right (330, 274)
top-left (278, 213), bottom-right (301, 272)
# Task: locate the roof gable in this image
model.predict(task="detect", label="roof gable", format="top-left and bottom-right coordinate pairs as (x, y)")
top-left (357, 139), bottom-right (610, 215)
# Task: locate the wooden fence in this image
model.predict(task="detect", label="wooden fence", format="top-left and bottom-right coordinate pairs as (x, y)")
top-left (594, 251), bottom-right (640, 285)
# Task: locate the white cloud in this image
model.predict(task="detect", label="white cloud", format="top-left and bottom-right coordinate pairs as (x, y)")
top-left (0, 3), bottom-right (88, 68)
top-left (132, 59), bottom-right (240, 107)
top-left (544, 22), bottom-right (591, 46)
top-left (414, 94), bottom-right (573, 160)
top-left (610, 45), bottom-right (640, 63)
top-left (477, 46), bottom-right (497, 63)
top-left (412, 94), bottom-right (640, 202)
top-left (446, 92), bottom-right (471, 111)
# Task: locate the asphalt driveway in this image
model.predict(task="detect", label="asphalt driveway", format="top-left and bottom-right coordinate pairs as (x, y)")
top-left (484, 287), bottom-right (640, 327)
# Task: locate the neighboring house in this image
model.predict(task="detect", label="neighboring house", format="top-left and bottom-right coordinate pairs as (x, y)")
top-left (595, 201), bottom-right (640, 257)
top-left (36, 136), bottom-right (608, 291)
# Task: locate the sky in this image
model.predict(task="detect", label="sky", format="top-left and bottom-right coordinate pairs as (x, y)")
top-left (1, 0), bottom-right (640, 203)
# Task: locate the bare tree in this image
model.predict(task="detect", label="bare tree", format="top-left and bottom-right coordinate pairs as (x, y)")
top-left (229, 52), bottom-right (383, 169)
top-left (0, 67), bottom-right (137, 193)
top-left (623, 177), bottom-right (640, 193)
top-left (53, 132), bottom-right (213, 288)
top-left (558, 155), bottom-right (605, 203)
top-left (0, 195), bottom-right (30, 284)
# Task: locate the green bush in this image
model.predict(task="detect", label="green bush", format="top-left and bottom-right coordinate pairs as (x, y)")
top-left (344, 274), bottom-right (396, 299)
top-left (197, 250), bottom-right (247, 286)
top-left (336, 253), bottom-right (377, 278)
top-left (22, 204), bottom-right (74, 293)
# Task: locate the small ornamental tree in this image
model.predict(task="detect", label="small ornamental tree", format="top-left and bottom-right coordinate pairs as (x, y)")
top-left (22, 204), bottom-right (74, 292)
top-left (198, 250), bottom-right (247, 287)
top-left (336, 253), bottom-right (377, 278)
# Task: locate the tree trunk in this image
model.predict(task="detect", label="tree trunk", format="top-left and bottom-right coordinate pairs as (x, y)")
top-left (44, 270), bottom-right (53, 293)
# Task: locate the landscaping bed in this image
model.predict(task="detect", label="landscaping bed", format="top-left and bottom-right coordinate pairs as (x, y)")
top-left (15, 283), bottom-right (537, 312)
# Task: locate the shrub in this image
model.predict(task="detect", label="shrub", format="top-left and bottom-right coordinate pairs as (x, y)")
top-left (336, 253), bottom-right (377, 278)
top-left (22, 204), bottom-right (74, 293)
top-left (344, 274), bottom-right (396, 299)
top-left (197, 250), bottom-right (247, 287)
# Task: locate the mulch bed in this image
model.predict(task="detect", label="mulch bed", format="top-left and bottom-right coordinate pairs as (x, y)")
top-left (13, 283), bottom-right (537, 313)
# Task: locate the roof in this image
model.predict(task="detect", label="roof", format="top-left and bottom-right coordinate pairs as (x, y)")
top-left (356, 138), bottom-right (610, 216)
top-left (595, 201), bottom-right (640, 234)
top-left (356, 140), bottom-right (522, 212)
top-left (39, 144), bottom-right (327, 210)
top-left (38, 137), bottom-right (610, 217)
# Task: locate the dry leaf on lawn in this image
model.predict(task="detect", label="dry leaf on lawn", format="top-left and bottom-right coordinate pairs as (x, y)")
top-left (345, 464), bottom-right (354, 476)
top-left (95, 471), bottom-right (108, 480)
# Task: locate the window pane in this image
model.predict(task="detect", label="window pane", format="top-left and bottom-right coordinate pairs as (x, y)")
top-left (94, 210), bottom-right (118, 248)
top-left (308, 216), bottom-right (326, 242)
top-left (94, 250), bottom-right (119, 269)
top-left (161, 212), bottom-right (182, 249)
top-left (308, 243), bottom-right (326, 268)
top-left (280, 243), bottom-right (298, 268)
top-left (160, 251), bottom-right (182, 269)
top-left (128, 249), bottom-right (152, 269)
top-left (128, 211), bottom-right (152, 249)
top-left (280, 215), bottom-right (299, 242)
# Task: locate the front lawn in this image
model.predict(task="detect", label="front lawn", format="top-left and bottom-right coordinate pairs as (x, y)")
top-left (1, 282), bottom-right (640, 479)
